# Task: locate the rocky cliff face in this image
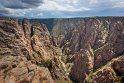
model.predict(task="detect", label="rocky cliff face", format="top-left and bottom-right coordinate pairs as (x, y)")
top-left (0, 17), bottom-right (124, 83)
top-left (0, 18), bottom-right (71, 83)
top-left (42, 17), bottom-right (124, 83)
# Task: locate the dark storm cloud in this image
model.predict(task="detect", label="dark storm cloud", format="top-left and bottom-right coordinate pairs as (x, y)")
top-left (21, 0), bottom-right (43, 6)
top-left (0, 0), bottom-right (43, 16)
top-left (0, 0), bottom-right (43, 9)
top-left (0, 0), bottom-right (124, 18)
top-left (0, 9), bottom-right (10, 14)
top-left (0, 9), bottom-right (11, 15)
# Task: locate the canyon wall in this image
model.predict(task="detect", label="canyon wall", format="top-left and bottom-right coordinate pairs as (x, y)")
top-left (0, 17), bottom-right (124, 83)
top-left (0, 18), bottom-right (71, 83)
top-left (42, 17), bottom-right (124, 83)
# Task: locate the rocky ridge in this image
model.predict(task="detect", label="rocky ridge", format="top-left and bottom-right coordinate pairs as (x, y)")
top-left (41, 17), bottom-right (124, 83)
top-left (0, 18), bottom-right (71, 83)
top-left (0, 17), bottom-right (124, 83)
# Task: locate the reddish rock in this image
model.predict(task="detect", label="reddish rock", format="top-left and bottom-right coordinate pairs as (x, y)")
top-left (94, 43), bottom-right (115, 69)
top-left (0, 56), bottom-right (54, 83)
top-left (92, 68), bottom-right (117, 83)
top-left (69, 49), bottom-right (93, 83)
top-left (0, 18), bottom-right (71, 82)
top-left (92, 55), bottom-right (124, 83)
top-left (112, 57), bottom-right (124, 76)
top-left (51, 17), bottom-right (124, 70)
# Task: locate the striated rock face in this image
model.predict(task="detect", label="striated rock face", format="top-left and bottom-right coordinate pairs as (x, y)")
top-left (0, 18), bottom-right (53, 61)
top-left (49, 18), bottom-right (124, 64)
top-left (1, 17), bottom-right (124, 83)
top-left (69, 49), bottom-right (93, 83)
top-left (53, 19), bottom-right (96, 55)
top-left (41, 17), bottom-right (124, 82)
top-left (0, 18), bottom-right (71, 83)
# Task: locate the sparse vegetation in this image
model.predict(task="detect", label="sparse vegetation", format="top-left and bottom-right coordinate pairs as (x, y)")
top-left (42, 59), bottom-right (52, 68)
top-left (0, 17), bottom-right (124, 83)
top-left (85, 73), bottom-right (92, 83)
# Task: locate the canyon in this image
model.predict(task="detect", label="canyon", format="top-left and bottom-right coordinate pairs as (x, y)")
top-left (0, 17), bottom-right (124, 83)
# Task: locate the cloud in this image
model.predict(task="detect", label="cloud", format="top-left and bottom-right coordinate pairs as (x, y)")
top-left (113, 1), bottom-right (124, 8)
top-left (0, 0), bottom-right (43, 9)
top-left (38, 0), bottom-right (90, 12)
top-left (21, 0), bottom-right (43, 6)
top-left (0, 0), bottom-right (124, 18)
top-left (0, 9), bottom-right (11, 16)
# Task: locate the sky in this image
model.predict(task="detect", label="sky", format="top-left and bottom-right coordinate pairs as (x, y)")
top-left (0, 0), bottom-right (124, 18)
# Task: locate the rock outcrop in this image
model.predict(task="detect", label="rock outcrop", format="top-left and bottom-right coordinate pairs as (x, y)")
top-left (0, 18), bottom-right (71, 83)
top-left (41, 17), bottom-right (124, 82)
top-left (92, 55), bottom-right (124, 83)
top-left (0, 56), bottom-right (54, 83)
top-left (1, 17), bottom-right (124, 83)
top-left (69, 49), bottom-right (93, 83)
